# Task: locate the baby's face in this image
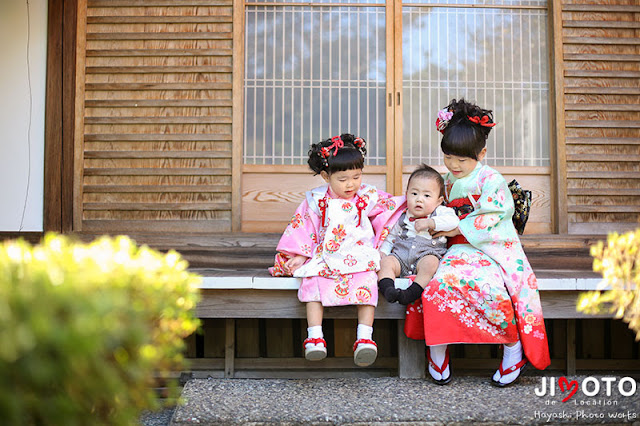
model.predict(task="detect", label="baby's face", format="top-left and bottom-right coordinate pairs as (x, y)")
top-left (406, 176), bottom-right (444, 218)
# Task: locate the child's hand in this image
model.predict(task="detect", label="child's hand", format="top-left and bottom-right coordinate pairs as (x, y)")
top-left (432, 227), bottom-right (461, 238)
top-left (284, 255), bottom-right (308, 275)
top-left (414, 218), bottom-right (435, 233)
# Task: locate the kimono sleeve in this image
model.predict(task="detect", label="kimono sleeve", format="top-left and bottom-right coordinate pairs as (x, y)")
top-left (269, 199), bottom-right (320, 277)
top-left (378, 219), bottom-right (401, 255)
top-left (369, 192), bottom-right (407, 250)
top-left (432, 205), bottom-right (460, 232)
top-left (458, 169), bottom-right (515, 247)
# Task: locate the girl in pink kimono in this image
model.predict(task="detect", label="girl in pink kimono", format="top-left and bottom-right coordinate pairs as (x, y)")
top-left (270, 133), bottom-right (404, 367)
top-left (410, 99), bottom-right (550, 387)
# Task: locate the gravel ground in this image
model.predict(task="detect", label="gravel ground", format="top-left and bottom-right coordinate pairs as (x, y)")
top-left (140, 407), bottom-right (176, 426)
top-left (158, 375), bottom-right (640, 425)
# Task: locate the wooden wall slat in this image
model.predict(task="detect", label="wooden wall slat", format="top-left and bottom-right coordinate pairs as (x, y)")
top-left (564, 53), bottom-right (640, 61)
top-left (87, 16), bottom-right (233, 24)
top-left (74, 0), bottom-right (237, 233)
top-left (83, 184), bottom-right (231, 193)
top-left (84, 202), bottom-right (232, 211)
top-left (88, 0), bottom-right (233, 5)
top-left (87, 66), bottom-right (234, 73)
top-left (84, 134), bottom-right (232, 141)
top-left (564, 20), bottom-right (640, 28)
top-left (562, 4), bottom-right (640, 12)
top-left (556, 0), bottom-right (640, 235)
top-left (85, 117), bottom-right (232, 124)
top-left (85, 150), bottom-right (232, 159)
top-left (564, 36), bottom-right (639, 44)
top-left (85, 99), bottom-right (232, 107)
top-left (86, 49), bottom-right (233, 57)
top-left (565, 103), bottom-right (639, 110)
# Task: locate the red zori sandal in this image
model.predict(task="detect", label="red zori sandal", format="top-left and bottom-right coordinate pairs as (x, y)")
top-left (303, 337), bottom-right (327, 361)
top-left (491, 358), bottom-right (528, 387)
top-left (353, 339), bottom-right (378, 367)
top-left (427, 346), bottom-right (452, 385)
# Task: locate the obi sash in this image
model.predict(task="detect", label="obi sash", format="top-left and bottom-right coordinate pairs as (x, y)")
top-left (446, 194), bottom-right (481, 247)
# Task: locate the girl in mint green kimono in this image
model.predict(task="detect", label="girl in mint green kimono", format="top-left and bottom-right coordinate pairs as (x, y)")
top-left (408, 99), bottom-right (550, 387)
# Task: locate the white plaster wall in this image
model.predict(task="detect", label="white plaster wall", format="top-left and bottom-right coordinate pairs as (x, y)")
top-left (0, 0), bottom-right (47, 231)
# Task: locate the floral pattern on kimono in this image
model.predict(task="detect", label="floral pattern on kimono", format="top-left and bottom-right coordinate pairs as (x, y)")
top-left (270, 184), bottom-right (406, 307)
top-left (410, 163), bottom-right (550, 371)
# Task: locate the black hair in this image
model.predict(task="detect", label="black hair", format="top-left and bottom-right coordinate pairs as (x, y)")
top-left (407, 164), bottom-right (445, 198)
top-left (307, 133), bottom-right (367, 175)
top-left (440, 98), bottom-right (495, 160)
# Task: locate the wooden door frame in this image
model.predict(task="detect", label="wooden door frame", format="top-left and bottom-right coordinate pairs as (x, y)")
top-left (386, 0), bottom-right (400, 195)
top-left (44, 0), bottom-right (77, 233)
top-left (550, 0), bottom-right (568, 234)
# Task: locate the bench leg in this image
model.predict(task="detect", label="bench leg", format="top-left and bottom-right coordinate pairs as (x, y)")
top-left (225, 319), bottom-right (235, 378)
top-left (397, 320), bottom-right (425, 379)
top-left (566, 319), bottom-right (576, 376)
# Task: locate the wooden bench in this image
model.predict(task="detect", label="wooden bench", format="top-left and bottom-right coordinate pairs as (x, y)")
top-left (190, 268), bottom-right (608, 379)
top-left (5, 232), bottom-right (634, 377)
top-left (64, 232), bottom-right (632, 378)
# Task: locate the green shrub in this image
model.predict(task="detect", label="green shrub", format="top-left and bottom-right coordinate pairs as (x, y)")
top-left (577, 229), bottom-right (639, 340)
top-left (0, 233), bottom-right (201, 425)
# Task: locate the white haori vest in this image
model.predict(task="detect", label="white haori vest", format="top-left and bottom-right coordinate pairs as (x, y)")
top-left (293, 183), bottom-right (381, 277)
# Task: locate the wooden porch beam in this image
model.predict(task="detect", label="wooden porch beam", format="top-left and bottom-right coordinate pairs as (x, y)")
top-left (44, 0), bottom-right (76, 233)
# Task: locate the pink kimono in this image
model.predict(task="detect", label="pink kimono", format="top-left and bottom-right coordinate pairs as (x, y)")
top-left (270, 183), bottom-right (405, 307)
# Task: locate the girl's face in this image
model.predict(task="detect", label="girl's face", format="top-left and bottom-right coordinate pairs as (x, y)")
top-left (443, 148), bottom-right (486, 179)
top-left (406, 176), bottom-right (444, 218)
top-left (321, 168), bottom-right (363, 199)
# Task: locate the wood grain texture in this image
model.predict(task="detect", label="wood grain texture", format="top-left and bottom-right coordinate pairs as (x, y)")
top-left (231, 0), bottom-right (244, 231)
top-left (193, 289), bottom-right (611, 321)
top-left (242, 169), bottom-right (552, 234)
top-left (559, 0), bottom-right (640, 234)
top-left (551, 0), bottom-right (568, 233)
top-left (70, 1), bottom-right (237, 233)
top-left (74, 0), bottom-right (88, 230)
top-left (44, 0), bottom-right (64, 232)
top-left (65, 231), bottom-right (601, 270)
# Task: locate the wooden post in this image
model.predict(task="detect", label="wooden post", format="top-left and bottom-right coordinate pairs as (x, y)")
top-left (550, 0), bottom-right (568, 234)
top-left (231, 0), bottom-right (245, 231)
top-left (397, 320), bottom-right (425, 379)
top-left (225, 319), bottom-right (235, 378)
top-left (566, 319), bottom-right (576, 375)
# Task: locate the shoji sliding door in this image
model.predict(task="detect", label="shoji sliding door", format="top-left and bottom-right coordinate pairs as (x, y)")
top-left (241, 0), bottom-right (554, 233)
top-left (399, 0), bottom-right (553, 233)
top-left (242, 0), bottom-right (396, 232)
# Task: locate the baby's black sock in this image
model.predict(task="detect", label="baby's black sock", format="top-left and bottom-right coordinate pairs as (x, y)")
top-left (397, 282), bottom-right (424, 305)
top-left (377, 278), bottom-right (399, 303)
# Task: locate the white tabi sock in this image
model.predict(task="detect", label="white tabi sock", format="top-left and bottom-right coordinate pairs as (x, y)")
top-left (428, 344), bottom-right (449, 381)
top-left (306, 326), bottom-right (323, 348)
top-left (493, 340), bottom-right (523, 384)
top-left (356, 324), bottom-right (373, 341)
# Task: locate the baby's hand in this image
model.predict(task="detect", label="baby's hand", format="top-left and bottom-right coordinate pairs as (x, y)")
top-left (284, 255), bottom-right (308, 275)
top-left (414, 218), bottom-right (435, 233)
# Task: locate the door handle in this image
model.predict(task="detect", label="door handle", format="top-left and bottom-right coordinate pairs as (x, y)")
top-left (388, 93), bottom-right (392, 107)
top-left (397, 92), bottom-right (401, 106)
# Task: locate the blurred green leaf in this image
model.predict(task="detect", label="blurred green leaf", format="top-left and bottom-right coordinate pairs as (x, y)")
top-left (577, 229), bottom-right (640, 340)
top-left (0, 233), bottom-right (201, 425)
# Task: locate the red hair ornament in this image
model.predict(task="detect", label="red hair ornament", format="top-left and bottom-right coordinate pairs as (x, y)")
top-left (467, 115), bottom-right (496, 128)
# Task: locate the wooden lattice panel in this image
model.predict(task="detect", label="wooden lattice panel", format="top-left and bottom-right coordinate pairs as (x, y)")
top-left (560, 0), bottom-right (640, 234)
top-left (76, 0), bottom-right (235, 233)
